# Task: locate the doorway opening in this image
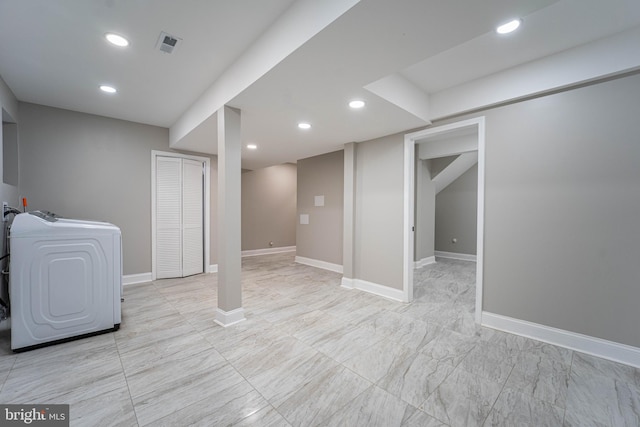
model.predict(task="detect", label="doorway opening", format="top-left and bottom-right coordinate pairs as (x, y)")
top-left (403, 117), bottom-right (485, 323)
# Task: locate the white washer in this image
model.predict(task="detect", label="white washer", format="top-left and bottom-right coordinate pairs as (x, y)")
top-left (9, 211), bottom-right (122, 351)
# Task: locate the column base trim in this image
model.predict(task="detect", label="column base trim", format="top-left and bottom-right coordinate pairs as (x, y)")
top-left (341, 277), bottom-right (354, 289)
top-left (214, 307), bottom-right (246, 327)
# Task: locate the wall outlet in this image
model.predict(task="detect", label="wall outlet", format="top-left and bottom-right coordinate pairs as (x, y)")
top-left (2, 202), bottom-right (7, 222)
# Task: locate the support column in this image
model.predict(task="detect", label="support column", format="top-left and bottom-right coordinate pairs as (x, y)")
top-left (215, 106), bottom-right (245, 327)
top-left (341, 142), bottom-right (356, 289)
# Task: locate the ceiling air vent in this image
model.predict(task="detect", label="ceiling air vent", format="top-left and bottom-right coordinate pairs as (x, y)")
top-left (156, 31), bottom-right (182, 54)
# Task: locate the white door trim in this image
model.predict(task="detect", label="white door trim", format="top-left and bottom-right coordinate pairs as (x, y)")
top-left (403, 117), bottom-right (485, 323)
top-left (151, 150), bottom-right (211, 281)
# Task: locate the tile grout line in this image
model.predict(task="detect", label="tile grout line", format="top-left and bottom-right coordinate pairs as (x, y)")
top-left (562, 350), bottom-right (576, 426)
top-left (126, 277), bottom-right (269, 426)
top-left (134, 268), bottom-right (369, 423)
top-left (304, 376), bottom-right (374, 426)
top-left (119, 278), bottom-right (203, 427)
top-left (223, 282), bottom-right (381, 426)
top-left (0, 353), bottom-right (18, 396)
top-left (215, 341), bottom-right (292, 425)
top-left (481, 358), bottom-right (517, 426)
top-left (176, 283), bottom-right (302, 427)
top-left (116, 279), bottom-right (183, 427)
top-left (254, 309), bottom-right (371, 426)
top-left (416, 337), bottom-right (479, 425)
top-left (113, 333), bottom-right (142, 427)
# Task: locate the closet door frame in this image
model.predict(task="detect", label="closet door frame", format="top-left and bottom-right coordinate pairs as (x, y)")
top-left (151, 150), bottom-right (211, 280)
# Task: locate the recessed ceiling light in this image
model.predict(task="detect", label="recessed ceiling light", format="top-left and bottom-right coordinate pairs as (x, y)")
top-left (496, 19), bottom-right (521, 35)
top-left (298, 123), bottom-right (311, 129)
top-left (105, 33), bottom-right (129, 47)
top-left (99, 85), bottom-right (117, 93)
top-left (349, 100), bottom-right (365, 109)
top-left (247, 144), bottom-right (257, 150)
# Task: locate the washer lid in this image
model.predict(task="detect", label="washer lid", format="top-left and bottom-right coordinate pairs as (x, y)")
top-left (10, 212), bottom-right (121, 238)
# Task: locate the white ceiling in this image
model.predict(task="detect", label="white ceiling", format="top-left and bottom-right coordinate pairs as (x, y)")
top-left (401, 0), bottom-right (640, 94)
top-left (1, 0), bottom-right (640, 170)
top-left (0, 0), bottom-right (296, 126)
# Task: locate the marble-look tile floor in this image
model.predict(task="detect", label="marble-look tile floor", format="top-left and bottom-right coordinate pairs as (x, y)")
top-left (0, 253), bottom-right (639, 426)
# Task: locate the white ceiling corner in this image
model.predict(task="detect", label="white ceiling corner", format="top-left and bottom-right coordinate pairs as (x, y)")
top-left (364, 73), bottom-right (431, 124)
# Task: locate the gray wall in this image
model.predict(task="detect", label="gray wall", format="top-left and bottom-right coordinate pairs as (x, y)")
top-left (435, 163), bottom-right (477, 255)
top-left (478, 73), bottom-right (640, 348)
top-left (241, 163), bottom-right (297, 251)
top-left (429, 155), bottom-right (456, 176)
top-left (17, 102), bottom-right (219, 275)
top-left (2, 122), bottom-right (18, 186)
top-left (355, 135), bottom-right (404, 290)
top-left (297, 150), bottom-right (343, 265)
top-left (414, 158), bottom-right (435, 262)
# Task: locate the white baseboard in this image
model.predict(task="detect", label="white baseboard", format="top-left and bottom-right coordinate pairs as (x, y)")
top-left (351, 279), bottom-right (405, 302)
top-left (123, 272), bottom-right (152, 286)
top-left (242, 246), bottom-right (296, 257)
top-left (341, 277), bottom-right (354, 289)
top-left (414, 256), bottom-right (436, 269)
top-left (435, 251), bottom-right (477, 262)
top-left (126, 265), bottom-right (218, 285)
top-left (295, 256), bottom-right (343, 274)
top-left (215, 307), bottom-right (246, 327)
top-left (482, 312), bottom-right (640, 369)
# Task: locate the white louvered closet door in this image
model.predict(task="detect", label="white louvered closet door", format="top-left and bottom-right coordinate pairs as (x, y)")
top-left (156, 156), bottom-right (183, 279)
top-left (155, 156), bottom-right (204, 279)
top-left (181, 159), bottom-right (204, 277)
